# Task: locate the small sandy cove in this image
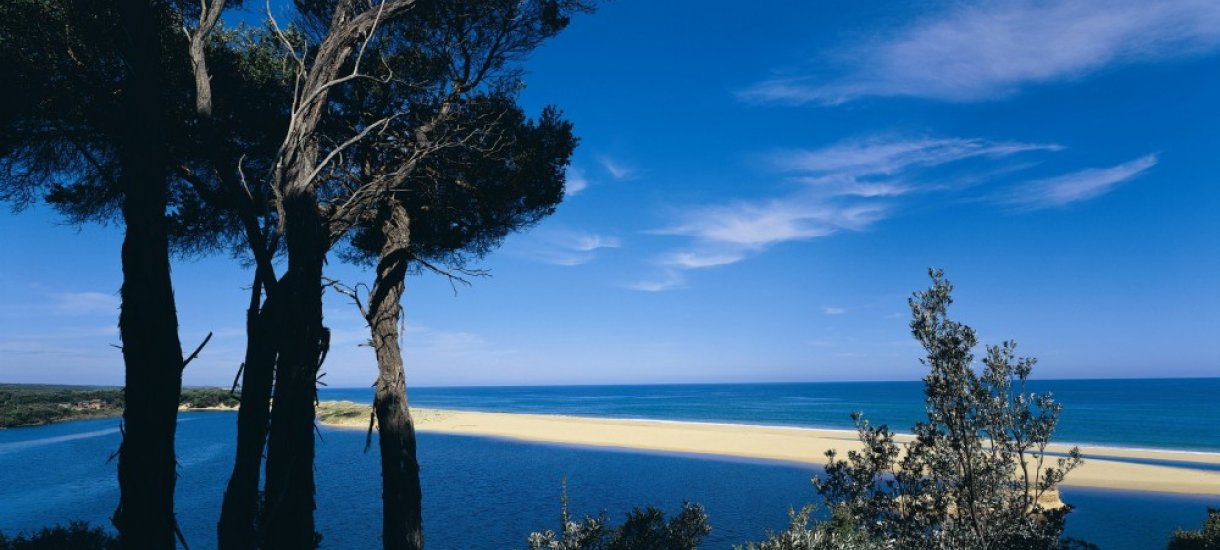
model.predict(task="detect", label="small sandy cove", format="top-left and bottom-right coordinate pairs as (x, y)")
top-left (317, 401), bottom-right (1220, 497)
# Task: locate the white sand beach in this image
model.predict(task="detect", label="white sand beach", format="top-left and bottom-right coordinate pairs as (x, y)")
top-left (316, 401), bottom-right (1220, 497)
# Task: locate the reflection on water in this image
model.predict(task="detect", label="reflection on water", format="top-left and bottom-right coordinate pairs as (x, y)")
top-left (0, 426), bottom-right (120, 455)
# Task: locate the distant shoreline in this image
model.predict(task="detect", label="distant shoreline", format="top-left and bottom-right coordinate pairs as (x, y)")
top-left (0, 385), bottom-right (237, 428)
top-left (315, 401), bottom-right (1220, 497)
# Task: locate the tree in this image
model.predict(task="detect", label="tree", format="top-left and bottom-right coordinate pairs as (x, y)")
top-left (2, 3), bottom-right (300, 546)
top-left (176, 15), bottom-right (295, 548)
top-left (0, 522), bottom-right (118, 550)
top-left (1167, 508), bottom-right (1220, 550)
top-left (3, 0), bottom-right (587, 546)
top-left (334, 100), bottom-right (575, 549)
top-left (772, 270), bottom-right (1084, 549)
top-left (228, 1), bottom-right (588, 546)
top-left (734, 506), bottom-right (887, 550)
top-left (526, 495), bottom-right (711, 550)
top-left (0, 2), bottom-right (195, 546)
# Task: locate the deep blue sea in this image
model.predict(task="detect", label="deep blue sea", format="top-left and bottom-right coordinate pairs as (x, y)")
top-left (326, 378), bottom-right (1220, 452)
top-left (1, 379), bottom-right (1218, 549)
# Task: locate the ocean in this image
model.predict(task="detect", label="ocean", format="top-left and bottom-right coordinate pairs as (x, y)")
top-left (326, 378), bottom-right (1220, 453)
top-left (1, 379), bottom-right (1217, 549)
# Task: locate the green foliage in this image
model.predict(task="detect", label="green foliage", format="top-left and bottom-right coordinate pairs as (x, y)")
top-left (340, 100), bottom-right (577, 272)
top-left (0, 385), bottom-right (125, 427)
top-left (0, 521), bottom-right (118, 550)
top-left (0, 0), bottom-right (289, 261)
top-left (168, 24), bottom-right (295, 259)
top-left (317, 2), bottom-right (584, 275)
top-left (526, 497), bottom-right (710, 550)
top-left (0, 0), bottom-right (195, 217)
top-left (0, 0), bottom-right (127, 215)
top-left (0, 385), bottom-right (236, 427)
top-left (1168, 508), bottom-right (1220, 550)
top-left (745, 269), bottom-right (1085, 550)
top-left (179, 387), bottom-right (241, 408)
top-left (611, 504), bottom-right (712, 550)
top-left (736, 506), bottom-right (888, 550)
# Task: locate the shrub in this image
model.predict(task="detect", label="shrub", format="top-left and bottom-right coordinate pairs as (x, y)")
top-left (0, 522), bottom-right (118, 550)
top-left (526, 488), bottom-right (710, 550)
top-left (178, 387), bottom-right (240, 408)
top-left (1167, 508), bottom-right (1220, 550)
top-left (735, 505), bottom-right (889, 550)
top-left (743, 270), bottom-right (1087, 550)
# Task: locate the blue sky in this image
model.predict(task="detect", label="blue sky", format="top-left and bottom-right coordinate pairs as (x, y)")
top-left (2, 0), bottom-right (1218, 386)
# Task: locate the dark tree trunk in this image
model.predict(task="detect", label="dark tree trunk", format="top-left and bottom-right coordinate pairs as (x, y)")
top-left (263, 192), bottom-right (327, 550)
top-left (367, 203), bottom-right (424, 550)
top-left (112, 1), bottom-right (184, 548)
top-left (190, 13), bottom-right (284, 544)
top-left (217, 277), bottom-right (279, 550)
top-left (255, 5), bottom-right (422, 544)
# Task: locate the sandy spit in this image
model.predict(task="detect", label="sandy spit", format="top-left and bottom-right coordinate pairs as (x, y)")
top-left (316, 401), bottom-right (1220, 497)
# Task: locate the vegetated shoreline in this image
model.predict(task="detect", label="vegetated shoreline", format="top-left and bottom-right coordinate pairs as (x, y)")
top-left (0, 384), bottom-right (237, 428)
top-left (315, 400), bottom-right (1220, 498)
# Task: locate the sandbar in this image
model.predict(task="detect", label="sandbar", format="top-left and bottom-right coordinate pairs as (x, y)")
top-left (316, 401), bottom-right (1220, 497)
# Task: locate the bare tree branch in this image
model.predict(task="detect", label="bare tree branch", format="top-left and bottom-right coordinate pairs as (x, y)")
top-left (303, 113), bottom-right (399, 190)
top-left (185, 0), bottom-right (228, 116)
top-left (413, 256), bottom-right (489, 296)
top-left (182, 331), bottom-right (215, 371)
top-left (323, 276), bottom-right (371, 320)
top-left (229, 362), bottom-right (245, 397)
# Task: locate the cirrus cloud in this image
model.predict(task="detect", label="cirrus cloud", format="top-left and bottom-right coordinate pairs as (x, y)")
top-left (1002, 154), bottom-right (1158, 209)
top-left (741, 0), bottom-right (1220, 104)
top-left (513, 229), bottom-right (622, 267)
top-left (629, 134), bottom-right (1151, 291)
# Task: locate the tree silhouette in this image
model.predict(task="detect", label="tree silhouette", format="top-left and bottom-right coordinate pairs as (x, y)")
top-left (0, 2), bottom-right (194, 545)
top-left (336, 99), bottom-right (576, 549)
top-left (3, 1), bottom-right (589, 547)
top-left (172, 0), bottom-right (589, 546)
top-left (258, 2), bottom-right (586, 546)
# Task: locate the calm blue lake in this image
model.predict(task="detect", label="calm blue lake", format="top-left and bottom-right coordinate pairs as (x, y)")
top-left (0, 412), bottom-right (1214, 548)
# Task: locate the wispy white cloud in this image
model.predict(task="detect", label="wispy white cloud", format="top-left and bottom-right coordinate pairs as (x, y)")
top-left (823, 306), bottom-right (847, 315)
top-left (210, 327), bottom-right (248, 339)
top-left (1003, 154), bottom-right (1158, 209)
top-left (772, 137), bottom-right (1061, 178)
top-left (50, 291), bottom-right (120, 316)
top-left (637, 135), bottom-right (1070, 289)
top-left (658, 251), bottom-right (747, 270)
top-left (514, 229), bottom-right (622, 266)
top-left (404, 326), bottom-right (491, 354)
top-left (624, 270), bottom-right (685, 292)
top-left (316, 318), bottom-right (527, 386)
top-left (776, 136), bottom-right (1060, 200)
top-left (741, 0), bottom-right (1220, 104)
top-left (660, 199), bottom-right (888, 249)
top-left (648, 135), bottom-right (1052, 275)
top-left (637, 195), bottom-right (887, 289)
top-left (598, 156), bottom-right (638, 181)
top-left (571, 234), bottom-right (622, 252)
top-left (626, 251), bottom-right (746, 292)
top-left (564, 167), bottom-right (589, 196)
